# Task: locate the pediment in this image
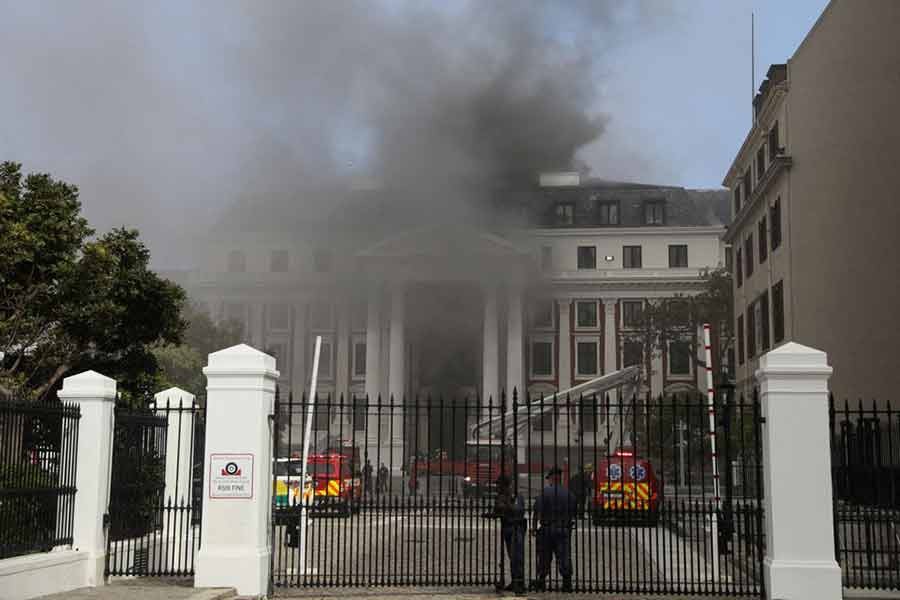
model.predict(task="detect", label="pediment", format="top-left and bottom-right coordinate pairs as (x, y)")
top-left (357, 226), bottom-right (530, 259)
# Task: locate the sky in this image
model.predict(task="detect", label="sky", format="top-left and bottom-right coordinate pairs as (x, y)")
top-left (0, 0), bottom-right (829, 268)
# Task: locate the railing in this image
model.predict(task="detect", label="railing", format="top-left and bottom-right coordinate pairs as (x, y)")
top-left (0, 396), bottom-right (81, 559)
top-left (830, 395), bottom-right (900, 590)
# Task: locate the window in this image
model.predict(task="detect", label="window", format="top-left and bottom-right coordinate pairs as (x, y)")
top-left (313, 249), bottom-right (332, 273)
top-left (540, 246), bottom-right (553, 271)
top-left (623, 340), bottom-right (643, 368)
top-left (768, 121), bottom-right (780, 159)
top-left (758, 218), bottom-right (768, 263)
top-left (733, 187), bottom-right (741, 214)
top-left (227, 250), bottom-right (246, 273)
top-left (759, 291), bottom-right (770, 352)
top-left (744, 234), bottom-right (754, 278)
top-left (530, 337), bottom-right (554, 379)
top-left (575, 338), bottom-right (600, 378)
top-left (668, 245), bottom-right (688, 268)
top-left (575, 301), bottom-right (598, 329)
top-left (314, 336), bottom-right (335, 380)
top-left (528, 299), bottom-right (555, 330)
top-left (623, 245), bottom-right (642, 269)
top-left (772, 280), bottom-right (784, 343)
top-left (555, 203), bottom-right (575, 225)
top-left (770, 198), bottom-right (782, 250)
top-left (747, 304), bottom-right (757, 359)
top-left (756, 146), bottom-right (766, 182)
top-left (352, 336), bottom-right (367, 379)
top-left (577, 246), bottom-right (597, 270)
top-left (668, 340), bottom-right (691, 376)
top-left (596, 201), bottom-right (619, 225)
top-left (644, 201), bottom-right (665, 225)
top-left (725, 246), bottom-right (734, 272)
top-left (352, 397), bottom-right (366, 432)
top-left (737, 315), bottom-right (745, 365)
top-left (310, 301), bottom-right (334, 331)
top-left (268, 304), bottom-right (290, 331)
top-left (270, 250), bottom-right (289, 272)
top-left (743, 168), bottom-right (752, 197)
top-left (736, 247), bottom-right (743, 287)
top-left (622, 300), bottom-right (643, 328)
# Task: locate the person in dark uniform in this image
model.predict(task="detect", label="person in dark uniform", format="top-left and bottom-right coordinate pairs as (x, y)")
top-left (531, 466), bottom-right (576, 592)
top-left (569, 463), bottom-right (594, 519)
top-left (486, 474), bottom-right (526, 596)
top-left (362, 458), bottom-right (374, 496)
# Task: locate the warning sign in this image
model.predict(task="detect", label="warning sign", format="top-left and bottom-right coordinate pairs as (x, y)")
top-left (209, 454), bottom-right (254, 499)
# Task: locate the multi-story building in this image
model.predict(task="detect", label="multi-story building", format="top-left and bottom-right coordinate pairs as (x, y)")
top-left (722, 0), bottom-right (900, 400)
top-left (184, 173), bottom-right (729, 464)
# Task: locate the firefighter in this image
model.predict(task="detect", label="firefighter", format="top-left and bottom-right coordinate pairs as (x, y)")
top-left (487, 474), bottom-right (526, 596)
top-left (362, 458), bottom-right (374, 496)
top-left (531, 466), bottom-right (576, 592)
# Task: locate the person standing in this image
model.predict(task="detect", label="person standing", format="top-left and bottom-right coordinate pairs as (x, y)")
top-left (376, 462), bottom-right (389, 495)
top-left (531, 466), bottom-right (576, 592)
top-left (362, 458), bottom-right (374, 496)
top-left (487, 475), bottom-right (526, 596)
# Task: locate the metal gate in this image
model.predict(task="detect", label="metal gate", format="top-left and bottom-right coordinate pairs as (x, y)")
top-left (270, 385), bottom-right (765, 596)
top-left (105, 397), bottom-right (205, 577)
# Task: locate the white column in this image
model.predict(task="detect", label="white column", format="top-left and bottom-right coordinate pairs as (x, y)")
top-left (756, 342), bottom-right (841, 600)
top-left (603, 300), bottom-right (617, 376)
top-left (387, 283), bottom-right (406, 472)
top-left (153, 387), bottom-right (195, 505)
top-left (335, 299), bottom-right (351, 404)
top-left (58, 370), bottom-right (117, 587)
top-left (364, 289), bottom-right (382, 442)
top-left (558, 300), bottom-right (572, 392)
top-left (506, 287), bottom-right (524, 403)
top-left (482, 286), bottom-right (500, 406)
top-left (249, 303), bottom-right (264, 350)
top-left (195, 344), bottom-right (278, 597)
top-left (291, 301), bottom-right (307, 402)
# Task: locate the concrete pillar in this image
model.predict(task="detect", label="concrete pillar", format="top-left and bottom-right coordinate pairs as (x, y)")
top-left (603, 300), bottom-right (617, 376)
top-left (506, 287), bottom-right (524, 403)
top-left (364, 288), bottom-right (382, 441)
top-left (387, 283), bottom-right (406, 472)
top-left (482, 285), bottom-right (500, 406)
top-left (58, 370), bottom-right (117, 587)
top-left (756, 342), bottom-right (841, 600)
top-left (558, 300), bottom-right (572, 392)
top-left (195, 344), bottom-right (278, 596)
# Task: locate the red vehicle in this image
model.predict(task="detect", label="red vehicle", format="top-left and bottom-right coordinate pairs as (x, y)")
top-left (593, 448), bottom-right (663, 525)
top-left (307, 452), bottom-right (362, 515)
top-left (460, 442), bottom-right (514, 497)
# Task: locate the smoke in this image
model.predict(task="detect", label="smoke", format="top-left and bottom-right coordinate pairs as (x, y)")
top-left (0, 1), bottom-right (672, 265)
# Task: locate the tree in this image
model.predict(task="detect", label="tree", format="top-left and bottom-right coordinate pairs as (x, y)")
top-left (0, 162), bottom-right (186, 401)
top-left (153, 303), bottom-right (243, 399)
top-left (624, 267), bottom-right (734, 393)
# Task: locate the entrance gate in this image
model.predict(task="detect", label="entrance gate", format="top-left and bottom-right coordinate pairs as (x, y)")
top-left (105, 398), bottom-right (205, 577)
top-left (270, 387), bottom-right (765, 596)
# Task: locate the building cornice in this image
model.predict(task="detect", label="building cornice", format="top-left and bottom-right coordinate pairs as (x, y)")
top-left (723, 155), bottom-right (793, 243)
top-left (723, 83), bottom-right (789, 187)
top-left (526, 225), bottom-right (725, 238)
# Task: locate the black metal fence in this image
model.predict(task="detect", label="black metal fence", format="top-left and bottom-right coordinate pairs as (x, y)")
top-left (830, 395), bottom-right (900, 590)
top-left (270, 387), bottom-right (765, 596)
top-left (105, 398), bottom-right (205, 577)
top-left (0, 396), bottom-right (80, 559)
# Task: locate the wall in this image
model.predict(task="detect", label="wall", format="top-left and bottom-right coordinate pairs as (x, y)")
top-left (786, 0), bottom-right (900, 400)
top-left (0, 551), bottom-right (88, 600)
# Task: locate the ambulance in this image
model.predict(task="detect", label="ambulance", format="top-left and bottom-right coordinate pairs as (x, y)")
top-left (274, 453), bottom-right (361, 516)
top-left (592, 447), bottom-right (663, 525)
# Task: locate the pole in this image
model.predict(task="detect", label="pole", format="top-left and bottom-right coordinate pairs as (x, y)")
top-left (704, 324), bottom-right (721, 579)
top-left (298, 336), bottom-right (322, 577)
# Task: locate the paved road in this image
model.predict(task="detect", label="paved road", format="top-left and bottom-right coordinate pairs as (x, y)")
top-left (271, 507), bottom-right (761, 595)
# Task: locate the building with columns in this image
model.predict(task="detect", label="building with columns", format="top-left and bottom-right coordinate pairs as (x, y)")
top-left (182, 173), bottom-right (730, 462)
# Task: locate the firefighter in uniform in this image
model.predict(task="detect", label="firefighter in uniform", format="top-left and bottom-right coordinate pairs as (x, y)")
top-left (486, 474), bottom-right (526, 596)
top-left (531, 466), bottom-right (576, 592)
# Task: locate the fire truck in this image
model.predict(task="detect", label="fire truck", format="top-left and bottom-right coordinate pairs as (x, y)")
top-left (274, 452), bottom-right (361, 516)
top-left (593, 447), bottom-right (663, 525)
top-left (460, 441), bottom-right (514, 497)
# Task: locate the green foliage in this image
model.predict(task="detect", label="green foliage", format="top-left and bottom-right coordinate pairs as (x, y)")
top-left (153, 303), bottom-right (243, 399)
top-left (0, 162), bottom-right (187, 402)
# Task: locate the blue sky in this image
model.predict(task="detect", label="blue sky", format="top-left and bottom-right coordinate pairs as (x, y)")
top-left (0, 1), bottom-right (831, 266)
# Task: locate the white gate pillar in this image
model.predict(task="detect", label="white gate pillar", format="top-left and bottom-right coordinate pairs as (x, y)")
top-left (195, 344), bottom-right (278, 597)
top-left (757, 342), bottom-right (841, 600)
top-left (58, 370), bottom-right (117, 587)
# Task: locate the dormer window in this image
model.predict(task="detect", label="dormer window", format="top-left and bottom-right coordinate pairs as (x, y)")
top-left (644, 200), bottom-right (665, 225)
top-left (594, 200), bottom-right (619, 225)
top-left (555, 202), bottom-right (575, 226)
top-left (756, 146), bottom-right (766, 182)
top-left (768, 121), bottom-right (780, 159)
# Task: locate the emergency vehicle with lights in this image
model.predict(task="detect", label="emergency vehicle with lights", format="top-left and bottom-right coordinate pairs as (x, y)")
top-left (593, 447), bottom-right (663, 525)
